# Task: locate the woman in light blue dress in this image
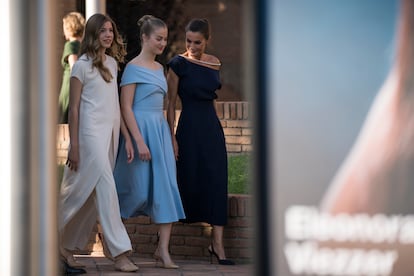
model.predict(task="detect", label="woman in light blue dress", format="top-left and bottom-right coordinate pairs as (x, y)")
top-left (113, 15), bottom-right (185, 269)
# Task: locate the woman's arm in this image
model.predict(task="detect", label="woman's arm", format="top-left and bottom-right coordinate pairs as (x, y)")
top-left (121, 84), bottom-right (151, 161)
top-left (68, 54), bottom-right (78, 70)
top-left (67, 76), bottom-right (82, 171)
top-left (166, 69), bottom-right (180, 159)
top-left (120, 115), bottom-right (134, 163)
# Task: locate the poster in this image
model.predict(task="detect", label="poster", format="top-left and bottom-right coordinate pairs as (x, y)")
top-left (268, 1), bottom-right (414, 275)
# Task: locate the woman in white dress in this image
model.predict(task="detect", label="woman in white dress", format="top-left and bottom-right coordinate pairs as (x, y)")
top-left (58, 13), bottom-right (138, 273)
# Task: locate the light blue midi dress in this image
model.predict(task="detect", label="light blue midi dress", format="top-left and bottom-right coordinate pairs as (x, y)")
top-left (113, 64), bottom-right (185, 224)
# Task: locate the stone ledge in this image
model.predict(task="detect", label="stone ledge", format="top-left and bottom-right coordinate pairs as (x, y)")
top-left (91, 194), bottom-right (254, 263)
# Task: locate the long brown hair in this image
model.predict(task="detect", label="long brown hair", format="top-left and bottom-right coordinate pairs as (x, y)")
top-left (80, 13), bottom-right (126, 82)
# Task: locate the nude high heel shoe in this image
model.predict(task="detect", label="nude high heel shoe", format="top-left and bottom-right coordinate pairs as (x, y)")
top-left (60, 247), bottom-right (86, 269)
top-left (153, 249), bottom-right (179, 269)
top-left (114, 254), bottom-right (139, 272)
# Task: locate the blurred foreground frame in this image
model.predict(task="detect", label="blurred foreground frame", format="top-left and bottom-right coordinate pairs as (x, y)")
top-left (253, 0), bottom-right (271, 274)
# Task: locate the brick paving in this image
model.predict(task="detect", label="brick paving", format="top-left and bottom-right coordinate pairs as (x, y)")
top-left (70, 252), bottom-right (254, 276)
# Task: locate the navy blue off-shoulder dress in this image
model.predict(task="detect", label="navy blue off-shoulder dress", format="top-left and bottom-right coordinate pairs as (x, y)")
top-left (168, 55), bottom-right (228, 226)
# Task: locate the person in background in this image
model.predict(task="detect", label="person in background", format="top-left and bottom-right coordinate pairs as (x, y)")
top-left (166, 18), bottom-right (235, 265)
top-left (58, 11), bottom-right (85, 124)
top-left (113, 15), bottom-right (185, 269)
top-left (58, 13), bottom-right (138, 273)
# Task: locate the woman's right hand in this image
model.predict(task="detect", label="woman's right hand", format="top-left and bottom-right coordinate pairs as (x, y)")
top-left (172, 136), bottom-right (179, 160)
top-left (66, 145), bottom-right (80, 171)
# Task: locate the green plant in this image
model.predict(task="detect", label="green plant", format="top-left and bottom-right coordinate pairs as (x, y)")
top-left (228, 154), bottom-right (251, 194)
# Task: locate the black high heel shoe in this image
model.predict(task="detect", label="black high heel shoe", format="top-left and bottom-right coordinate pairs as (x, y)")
top-left (208, 244), bottom-right (235, 265)
top-left (61, 260), bottom-right (86, 275)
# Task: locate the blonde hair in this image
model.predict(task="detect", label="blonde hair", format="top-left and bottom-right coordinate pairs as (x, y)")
top-left (137, 15), bottom-right (167, 44)
top-left (63, 12), bottom-right (85, 38)
top-left (80, 13), bottom-right (126, 82)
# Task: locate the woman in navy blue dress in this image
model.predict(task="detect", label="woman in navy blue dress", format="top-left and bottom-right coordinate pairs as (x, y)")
top-left (167, 18), bottom-right (234, 265)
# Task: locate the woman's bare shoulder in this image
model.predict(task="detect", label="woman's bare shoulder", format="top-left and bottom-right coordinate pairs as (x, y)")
top-left (205, 54), bottom-right (221, 64)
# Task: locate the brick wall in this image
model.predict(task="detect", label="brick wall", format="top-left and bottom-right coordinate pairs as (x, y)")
top-left (90, 194), bottom-right (254, 264)
top-left (56, 101), bottom-right (252, 164)
top-left (216, 101), bottom-right (252, 154)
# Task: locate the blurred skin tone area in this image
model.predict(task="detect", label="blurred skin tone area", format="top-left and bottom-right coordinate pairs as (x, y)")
top-left (318, 1), bottom-right (414, 275)
top-left (273, 0), bottom-right (414, 275)
top-left (321, 0), bottom-right (414, 219)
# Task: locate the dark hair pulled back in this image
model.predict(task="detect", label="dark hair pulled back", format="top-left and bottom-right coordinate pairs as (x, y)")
top-left (185, 18), bottom-right (210, 40)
